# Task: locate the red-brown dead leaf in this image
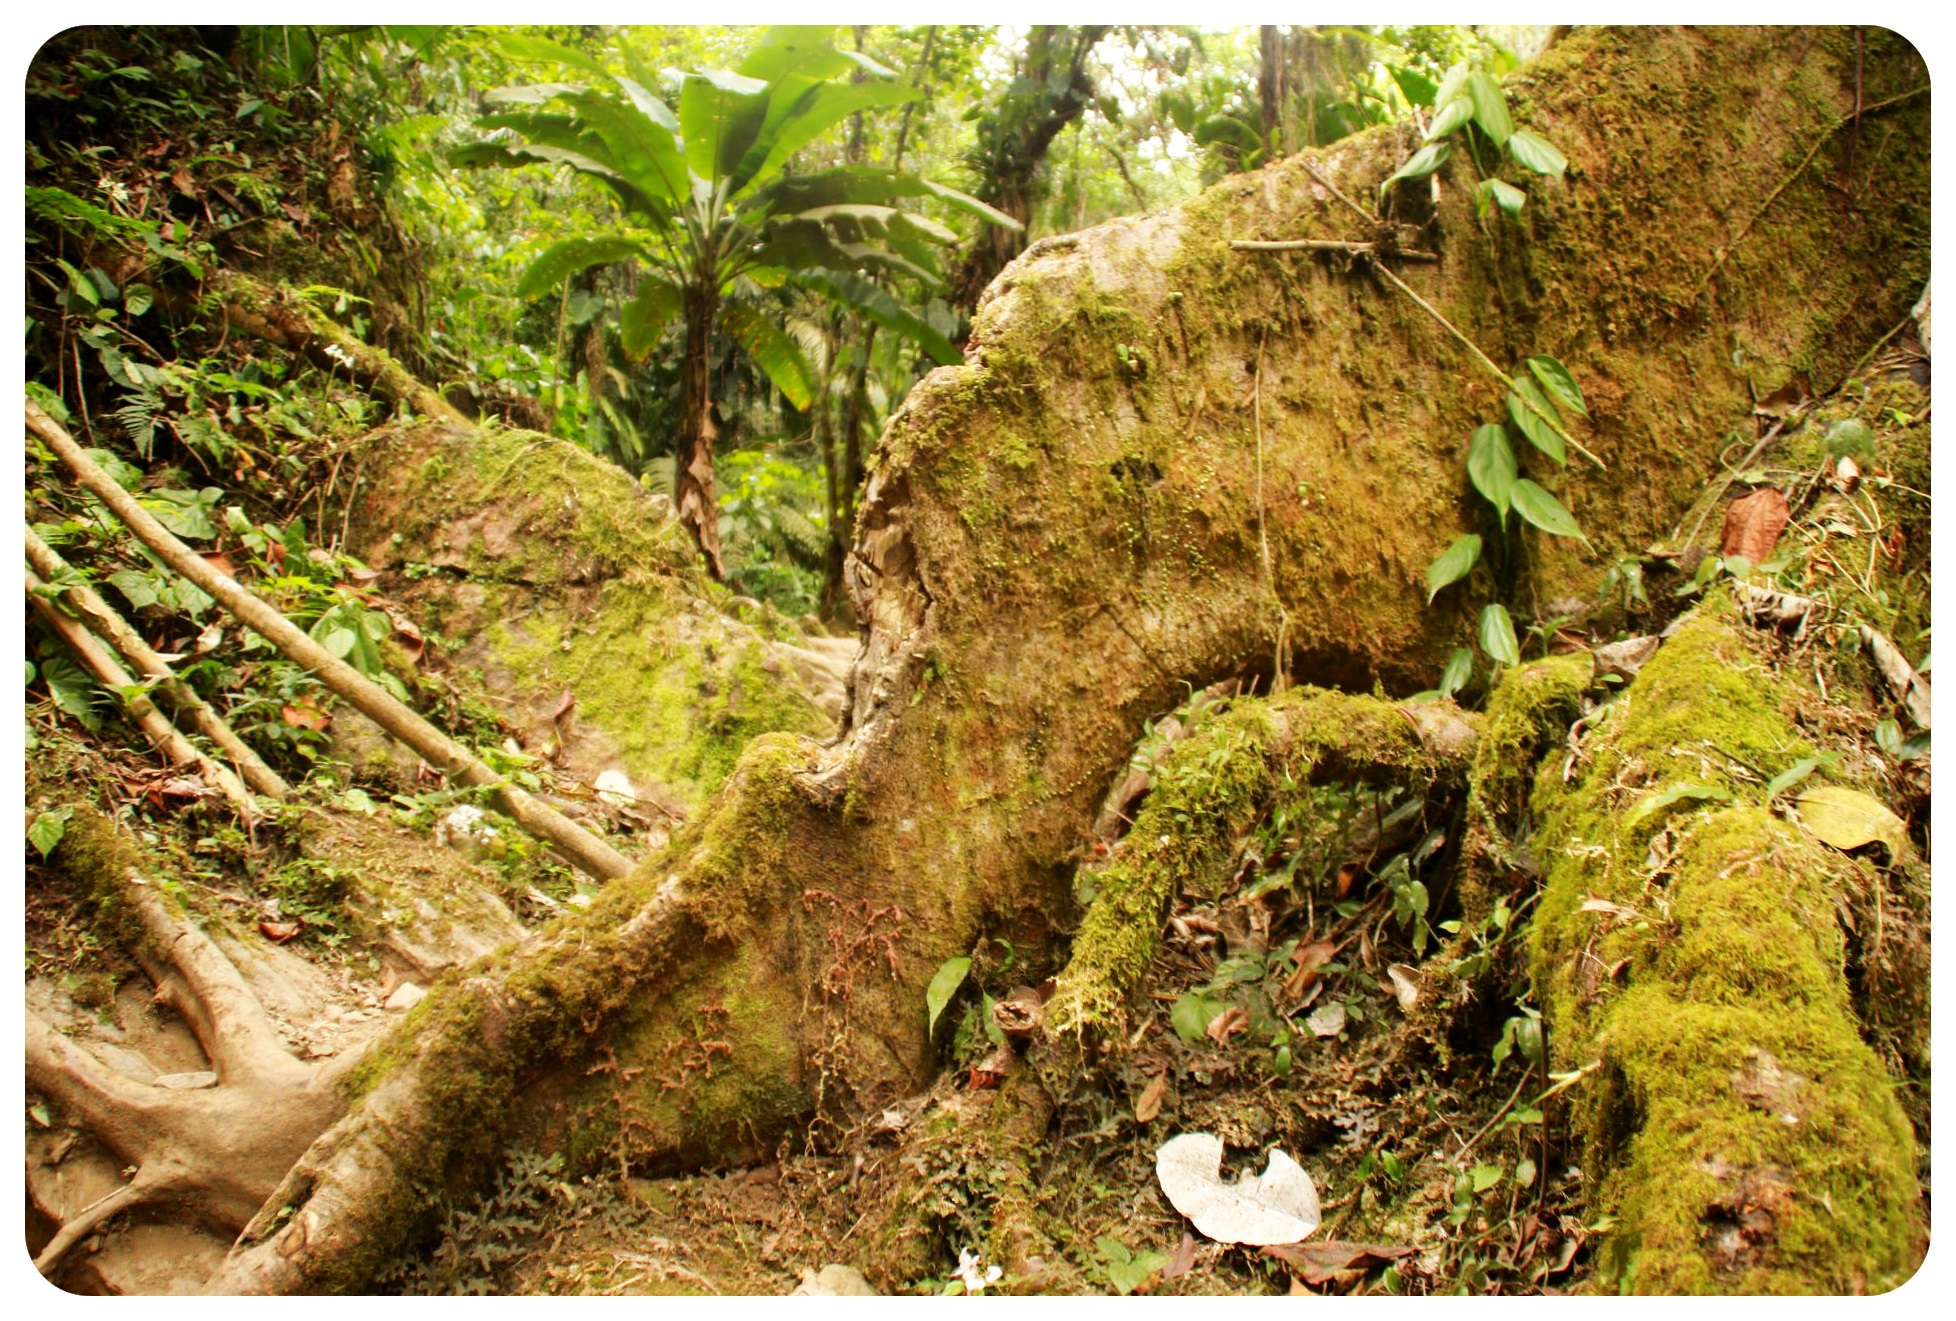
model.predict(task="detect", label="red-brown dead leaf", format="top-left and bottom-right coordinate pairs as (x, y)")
top-left (1162, 1232), bottom-right (1198, 1281)
top-left (1135, 1074), bottom-right (1168, 1123)
top-left (1263, 1241), bottom-right (1414, 1286)
top-left (1335, 861), bottom-right (1362, 898)
top-left (170, 166), bottom-right (199, 196)
top-left (258, 920), bottom-right (302, 943)
top-left (281, 697), bottom-right (330, 732)
top-left (391, 614), bottom-right (425, 664)
top-left (1284, 938), bottom-right (1341, 999)
top-left (1205, 1005), bottom-right (1250, 1045)
top-left (265, 540), bottom-right (287, 568)
top-left (550, 687), bottom-right (577, 722)
top-left (968, 1043), bottom-right (1016, 1090)
top-left (201, 551), bottom-right (238, 579)
top-left (342, 566), bottom-right (380, 586)
top-left (1720, 488), bottom-right (1790, 564)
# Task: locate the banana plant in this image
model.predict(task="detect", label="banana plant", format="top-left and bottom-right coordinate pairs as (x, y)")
top-left (453, 26), bottom-right (1018, 578)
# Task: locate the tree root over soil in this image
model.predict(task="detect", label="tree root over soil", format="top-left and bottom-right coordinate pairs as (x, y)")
top-left (27, 811), bottom-right (367, 1278)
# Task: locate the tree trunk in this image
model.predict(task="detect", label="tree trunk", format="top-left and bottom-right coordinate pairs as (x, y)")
top-left (674, 284), bottom-right (726, 580)
top-left (947, 25), bottom-right (1112, 312)
top-left (56, 26), bottom-right (1929, 1294)
top-left (1258, 25), bottom-right (1284, 163)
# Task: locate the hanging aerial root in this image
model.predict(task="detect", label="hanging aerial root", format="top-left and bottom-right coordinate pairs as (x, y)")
top-left (1529, 598), bottom-right (1923, 1293)
top-left (1045, 687), bottom-right (1479, 1040)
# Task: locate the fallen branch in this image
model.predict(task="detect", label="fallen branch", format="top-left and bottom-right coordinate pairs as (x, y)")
top-left (27, 398), bottom-right (632, 881)
top-left (26, 525), bottom-right (291, 799)
top-left (1228, 238), bottom-right (1439, 262)
top-left (26, 566), bottom-right (257, 816)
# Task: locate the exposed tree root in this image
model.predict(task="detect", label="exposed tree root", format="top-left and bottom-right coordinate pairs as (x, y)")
top-left (28, 812), bottom-right (368, 1277)
top-left (1048, 688), bottom-right (1479, 1039)
top-left (1530, 600), bottom-right (1924, 1292)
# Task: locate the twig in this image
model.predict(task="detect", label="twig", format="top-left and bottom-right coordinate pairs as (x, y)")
top-left (1229, 238), bottom-right (1439, 262)
top-left (27, 565), bottom-right (258, 816)
top-left (28, 398), bottom-right (633, 881)
top-left (1456, 1069), bottom-right (1533, 1165)
top-left (1251, 330), bottom-right (1291, 693)
top-left (25, 526), bottom-right (290, 799)
top-left (1698, 84), bottom-right (1928, 297)
top-left (1301, 157), bottom-right (1379, 229)
top-left (1364, 259), bottom-right (1607, 470)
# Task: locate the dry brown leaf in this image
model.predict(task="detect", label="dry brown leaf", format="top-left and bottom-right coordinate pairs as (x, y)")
top-left (1135, 1074), bottom-right (1168, 1124)
top-left (1283, 939), bottom-right (1340, 999)
top-left (1264, 1241), bottom-right (1414, 1286)
top-left (1720, 487), bottom-right (1791, 564)
top-left (1334, 861), bottom-right (1362, 898)
top-left (1206, 1006), bottom-right (1250, 1045)
top-left (550, 686), bottom-right (577, 721)
top-left (201, 551), bottom-right (237, 579)
top-left (259, 920), bottom-right (302, 943)
top-left (1161, 1232), bottom-right (1198, 1281)
top-left (281, 697), bottom-right (330, 732)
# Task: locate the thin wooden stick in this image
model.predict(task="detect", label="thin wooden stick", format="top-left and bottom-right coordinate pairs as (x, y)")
top-left (1300, 157), bottom-right (1380, 229)
top-left (1364, 258), bottom-right (1607, 470)
top-left (1229, 238), bottom-right (1439, 262)
top-left (25, 526), bottom-right (291, 799)
top-left (27, 566), bottom-right (257, 816)
top-left (28, 398), bottom-right (633, 881)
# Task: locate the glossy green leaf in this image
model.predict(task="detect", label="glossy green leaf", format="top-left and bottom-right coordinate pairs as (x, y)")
top-left (1171, 992), bottom-right (1221, 1045)
top-left (1423, 95), bottom-right (1474, 142)
top-left (1381, 142), bottom-right (1452, 197)
top-left (1433, 61), bottom-right (1471, 111)
top-left (1507, 130), bottom-right (1568, 179)
top-left (721, 303), bottom-right (816, 410)
top-left (515, 236), bottom-right (645, 300)
top-left (1511, 479), bottom-right (1588, 543)
top-left (29, 806), bottom-right (73, 859)
top-left (678, 68), bottom-right (769, 183)
top-left (793, 269), bottom-right (959, 365)
top-left (1480, 177), bottom-right (1526, 217)
top-left (1466, 72), bottom-right (1512, 147)
top-left (489, 32), bottom-right (614, 82)
top-left (1426, 533), bottom-right (1483, 603)
top-left (618, 278), bottom-right (682, 357)
top-left (1764, 757), bottom-right (1821, 798)
top-left (1507, 379), bottom-right (1566, 465)
top-left (1388, 64), bottom-right (1438, 108)
top-left (1467, 423), bottom-right (1516, 525)
top-left (1439, 647), bottom-right (1474, 698)
top-left (925, 956), bottom-right (971, 1035)
top-left (742, 81), bottom-right (920, 192)
top-left (1478, 603), bottom-right (1521, 667)
top-left (1526, 355), bottom-right (1590, 418)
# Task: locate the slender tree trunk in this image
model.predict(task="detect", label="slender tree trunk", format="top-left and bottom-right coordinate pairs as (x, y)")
top-left (674, 283), bottom-right (726, 580)
top-left (947, 25), bottom-right (1111, 312)
top-left (1259, 25), bottom-right (1284, 163)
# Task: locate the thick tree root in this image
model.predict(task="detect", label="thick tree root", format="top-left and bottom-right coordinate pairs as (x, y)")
top-left (1047, 687), bottom-right (1478, 1038)
top-left (27, 813), bottom-right (364, 1276)
top-left (1529, 599), bottom-right (1924, 1292)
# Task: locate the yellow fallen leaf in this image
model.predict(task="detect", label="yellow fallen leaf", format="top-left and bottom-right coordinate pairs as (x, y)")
top-left (1792, 785), bottom-right (1908, 858)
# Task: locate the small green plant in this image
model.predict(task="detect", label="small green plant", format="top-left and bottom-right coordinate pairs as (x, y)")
top-left (1425, 357), bottom-right (1593, 679)
top-left (1380, 59), bottom-right (1569, 218)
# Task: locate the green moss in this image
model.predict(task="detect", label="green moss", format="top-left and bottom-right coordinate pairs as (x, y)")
top-left (1048, 687), bottom-right (1455, 1036)
top-left (1529, 602), bottom-right (1921, 1293)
